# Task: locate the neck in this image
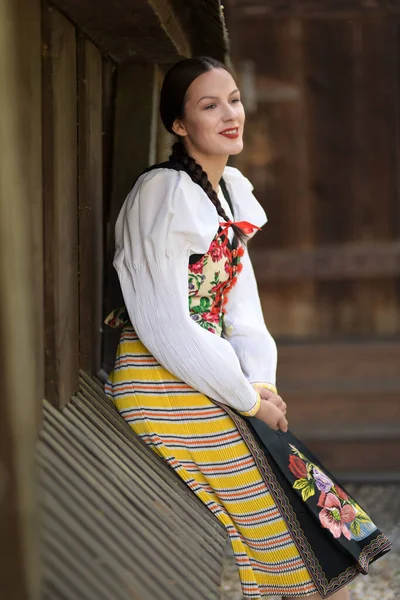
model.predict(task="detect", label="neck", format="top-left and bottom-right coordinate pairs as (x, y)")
top-left (184, 143), bottom-right (228, 191)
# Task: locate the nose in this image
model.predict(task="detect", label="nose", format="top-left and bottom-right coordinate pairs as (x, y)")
top-left (222, 101), bottom-right (236, 121)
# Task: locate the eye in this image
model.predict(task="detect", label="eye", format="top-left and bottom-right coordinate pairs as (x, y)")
top-left (230, 97), bottom-right (241, 104)
top-left (205, 103), bottom-right (217, 110)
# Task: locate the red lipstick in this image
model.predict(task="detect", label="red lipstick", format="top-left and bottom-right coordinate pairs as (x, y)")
top-left (219, 127), bottom-right (240, 139)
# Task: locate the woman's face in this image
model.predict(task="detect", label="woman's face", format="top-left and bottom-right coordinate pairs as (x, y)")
top-left (173, 68), bottom-right (245, 157)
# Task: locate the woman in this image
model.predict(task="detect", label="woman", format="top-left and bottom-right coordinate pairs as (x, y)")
top-left (105, 57), bottom-right (390, 599)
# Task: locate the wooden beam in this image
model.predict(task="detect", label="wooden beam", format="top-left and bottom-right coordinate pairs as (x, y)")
top-left (234, 0), bottom-right (400, 18)
top-left (42, 5), bottom-right (79, 408)
top-left (103, 63), bottom-right (158, 373)
top-left (78, 39), bottom-right (103, 374)
top-left (52, 0), bottom-right (191, 64)
top-left (0, 0), bottom-right (41, 597)
top-left (251, 241), bottom-right (400, 281)
top-left (171, 0), bottom-right (229, 62)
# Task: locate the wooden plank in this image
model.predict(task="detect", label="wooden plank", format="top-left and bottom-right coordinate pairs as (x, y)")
top-left (304, 439), bottom-right (400, 473)
top-left (102, 57), bottom-right (117, 231)
top-left (347, 18), bottom-right (400, 337)
top-left (18, 0), bottom-right (45, 421)
top-left (284, 389), bottom-right (400, 426)
top-left (0, 0), bottom-right (42, 597)
top-left (276, 340), bottom-right (400, 473)
top-left (103, 63), bottom-right (158, 373)
top-left (38, 379), bottom-right (226, 600)
top-left (232, 19), bottom-right (317, 337)
top-left (252, 240), bottom-right (400, 281)
top-left (42, 5), bottom-right (79, 408)
top-left (171, 0), bottom-right (228, 61)
top-left (51, 0), bottom-right (191, 63)
top-left (236, 0), bottom-right (400, 18)
top-left (392, 21), bottom-right (400, 237)
top-left (278, 341), bottom-right (400, 385)
top-left (78, 39), bottom-right (103, 374)
top-left (300, 20), bottom-right (357, 337)
top-left (156, 65), bottom-right (174, 162)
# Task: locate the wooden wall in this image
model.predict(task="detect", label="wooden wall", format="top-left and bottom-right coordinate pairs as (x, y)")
top-left (227, 10), bottom-right (400, 476)
top-left (231, 15), bottom-right (400, 340)
top-left (0, 1), bottom-right (42, 597)
top-left (102, 62), bottom-right (161, 373)
top-left (41, 4), bottom-right (106, 407)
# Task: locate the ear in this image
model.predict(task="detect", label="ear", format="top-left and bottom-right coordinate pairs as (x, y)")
top-left (172, 118), bottom-right (188, 137)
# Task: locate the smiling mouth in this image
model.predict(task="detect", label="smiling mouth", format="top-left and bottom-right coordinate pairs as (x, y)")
top-left (220, 128), bottom-right (240, 138)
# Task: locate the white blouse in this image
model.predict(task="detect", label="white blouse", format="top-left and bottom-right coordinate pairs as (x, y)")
top-left (113, 166), bottom-right (278, 415)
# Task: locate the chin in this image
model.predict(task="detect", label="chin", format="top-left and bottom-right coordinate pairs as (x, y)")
top-left (226, 140), bottom-right (244, 155)
top-left (229, 143), bottom-right (244, 156)
top-left (212, 137), bottom-right (243, 156)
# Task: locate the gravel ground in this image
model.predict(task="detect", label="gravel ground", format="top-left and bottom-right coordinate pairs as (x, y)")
top-left (221, 484), bottom-right (400, 600)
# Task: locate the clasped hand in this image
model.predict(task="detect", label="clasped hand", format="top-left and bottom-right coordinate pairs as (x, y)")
top-left (252, 386), bottom-right (288, 433)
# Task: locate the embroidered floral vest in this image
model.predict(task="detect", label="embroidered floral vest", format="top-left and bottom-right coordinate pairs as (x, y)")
top-left (105, 161), bottom-right (250, 336)
top-left (105, 230), bottom-right (244, 336)
top-left (187, 232), bottom-right (244, 335)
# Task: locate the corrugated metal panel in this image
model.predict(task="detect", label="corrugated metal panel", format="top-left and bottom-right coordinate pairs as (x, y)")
top-left (38, 371), bottom-right (227, 600)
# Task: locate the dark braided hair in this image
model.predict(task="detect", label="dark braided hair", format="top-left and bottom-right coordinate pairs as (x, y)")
top-left (160, 57), bottom-right (248, 243)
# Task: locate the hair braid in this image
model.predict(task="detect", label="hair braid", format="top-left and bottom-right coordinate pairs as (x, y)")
top-left (169, 142), bottom-right (247, 243)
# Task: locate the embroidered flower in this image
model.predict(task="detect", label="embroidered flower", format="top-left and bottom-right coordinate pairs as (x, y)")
top-left (189, 258), bottom-right (204, 274)
top-left (288, 455), bottom-right (308, 479)
top-left (202, 311), bottom-right (220, 324)
top-left (208, 239), bottom-right (225, 262)
top-left (335, 486), bottom-right (349, 501)
top-left (187, 233), bottom-right (244, 335)
top-left (313, 467), bottom-right (334, 493)
top-left (318, 493), bottom-right (357, 540)
top-left (224, 262), bottom-right (234, 277)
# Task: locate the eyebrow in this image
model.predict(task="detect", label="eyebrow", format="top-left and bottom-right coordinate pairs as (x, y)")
top-left (197, 88), bottom-right (240, 104)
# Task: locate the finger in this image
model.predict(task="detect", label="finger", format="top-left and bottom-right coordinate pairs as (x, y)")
top-left (276, 400), bottom-right (286, 413)
top-left (257, 389), bottom-right (270, 401)
top-left (278, 414), bottom-right (288, 433)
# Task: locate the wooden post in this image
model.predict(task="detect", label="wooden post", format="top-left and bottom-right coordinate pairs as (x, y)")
top-left (78, 39), bottom-right (104, 374)
top-left (0, 0), bottom-right (41, 597)
top-left (103, 63), bottom-right (158, 372)
top-left (42, 5), bottom-right (79, 408)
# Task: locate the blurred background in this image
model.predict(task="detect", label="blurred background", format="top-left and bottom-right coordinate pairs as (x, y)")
top-left (1, 1), bottom-right (399, 599)
top-left (224, 0), bottom-right (400, 480)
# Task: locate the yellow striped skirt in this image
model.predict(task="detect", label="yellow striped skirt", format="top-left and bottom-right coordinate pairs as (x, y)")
top-left (105, 327), bottom-right (317, 598)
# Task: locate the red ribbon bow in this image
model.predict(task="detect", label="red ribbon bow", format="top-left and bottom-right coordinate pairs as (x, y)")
top-left (218, 220), bottom-right (261, 239)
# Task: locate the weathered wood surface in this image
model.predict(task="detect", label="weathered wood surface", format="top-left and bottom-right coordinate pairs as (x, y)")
top-left (0, 1), bottom-right (42, 597)
top-left (103, 63), bottom-right (158, 373)
top-left (78, 39), bottom-right (103, 374)
top-left (38, 373), bottom-right (227, 599)
top-left (156, 65), bottom-right (174, 162)
top-left (235, 0), bottom-right (400, 18)
top-left (228, 12), bottom-right (400, 475)
top-left (251, 241), bottom-right (400, 281)
top-left (277, 340), bottom-right (400, 476)
top-left (42, 5), bottom-right (79, 408)
top-left (51, 0), bottom-right (190, 63)
top-left (172, 0), bottom-right (229, 61)
top-left (233, 15), bottom-right (400, 338)
top-left (22, 0), bottom-right (45, 418)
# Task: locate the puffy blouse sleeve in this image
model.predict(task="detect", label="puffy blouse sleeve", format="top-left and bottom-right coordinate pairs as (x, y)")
top-left (113, 168), bottom-right (261, 416)
top-left (221, 166), bottom-right (278, 387)
top-left (222, 247), bottom-right (278, 386)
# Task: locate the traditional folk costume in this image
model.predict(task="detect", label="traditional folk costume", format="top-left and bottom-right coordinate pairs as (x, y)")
top-left (105, 163), bottom-right (391, 598)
